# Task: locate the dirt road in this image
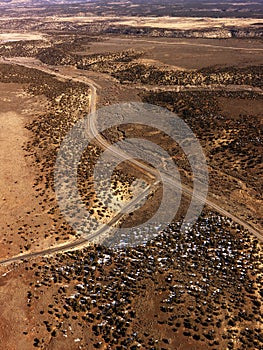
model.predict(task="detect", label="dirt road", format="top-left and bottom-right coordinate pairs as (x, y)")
top-left (0, 58), bottom-right (262, 266)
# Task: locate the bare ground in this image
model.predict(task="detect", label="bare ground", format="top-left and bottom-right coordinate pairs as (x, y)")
top-left (0, 83), bottom-right (60, 259)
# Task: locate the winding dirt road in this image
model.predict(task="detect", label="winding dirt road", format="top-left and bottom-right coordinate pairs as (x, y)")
top-left (0, 57), bottom-right (262, 266)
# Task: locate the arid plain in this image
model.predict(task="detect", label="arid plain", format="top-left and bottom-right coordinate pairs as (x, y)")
top-left (0, 0), bottom-right (262, 349)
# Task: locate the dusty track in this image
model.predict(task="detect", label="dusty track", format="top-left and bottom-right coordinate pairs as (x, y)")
top-left (0, 57), bottom-right (262, 266)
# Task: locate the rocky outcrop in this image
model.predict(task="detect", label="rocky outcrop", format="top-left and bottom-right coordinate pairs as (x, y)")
top-left (105, 26), bottom-right (263, 39)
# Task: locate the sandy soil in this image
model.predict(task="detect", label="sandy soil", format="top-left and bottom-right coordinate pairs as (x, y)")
top-left (0, 83), bottom-right (56, 259)
top-left (85, 37), bottom-right (263, 69)
top-left (0, 33), bottom-right (46, 43)
top-left (0, 269), bottom-right (34, 350)
top-left (34, 15), bottom-right (263, 30)
top-left (116, 16), bottom-right (263, 29)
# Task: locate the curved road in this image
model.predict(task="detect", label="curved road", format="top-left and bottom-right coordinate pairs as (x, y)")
top-left (0, 58), bottom-right (262, 266)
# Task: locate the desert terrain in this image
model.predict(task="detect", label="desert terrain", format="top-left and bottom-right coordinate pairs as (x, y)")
top-left (0, 0), bottom-right (262, 349)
